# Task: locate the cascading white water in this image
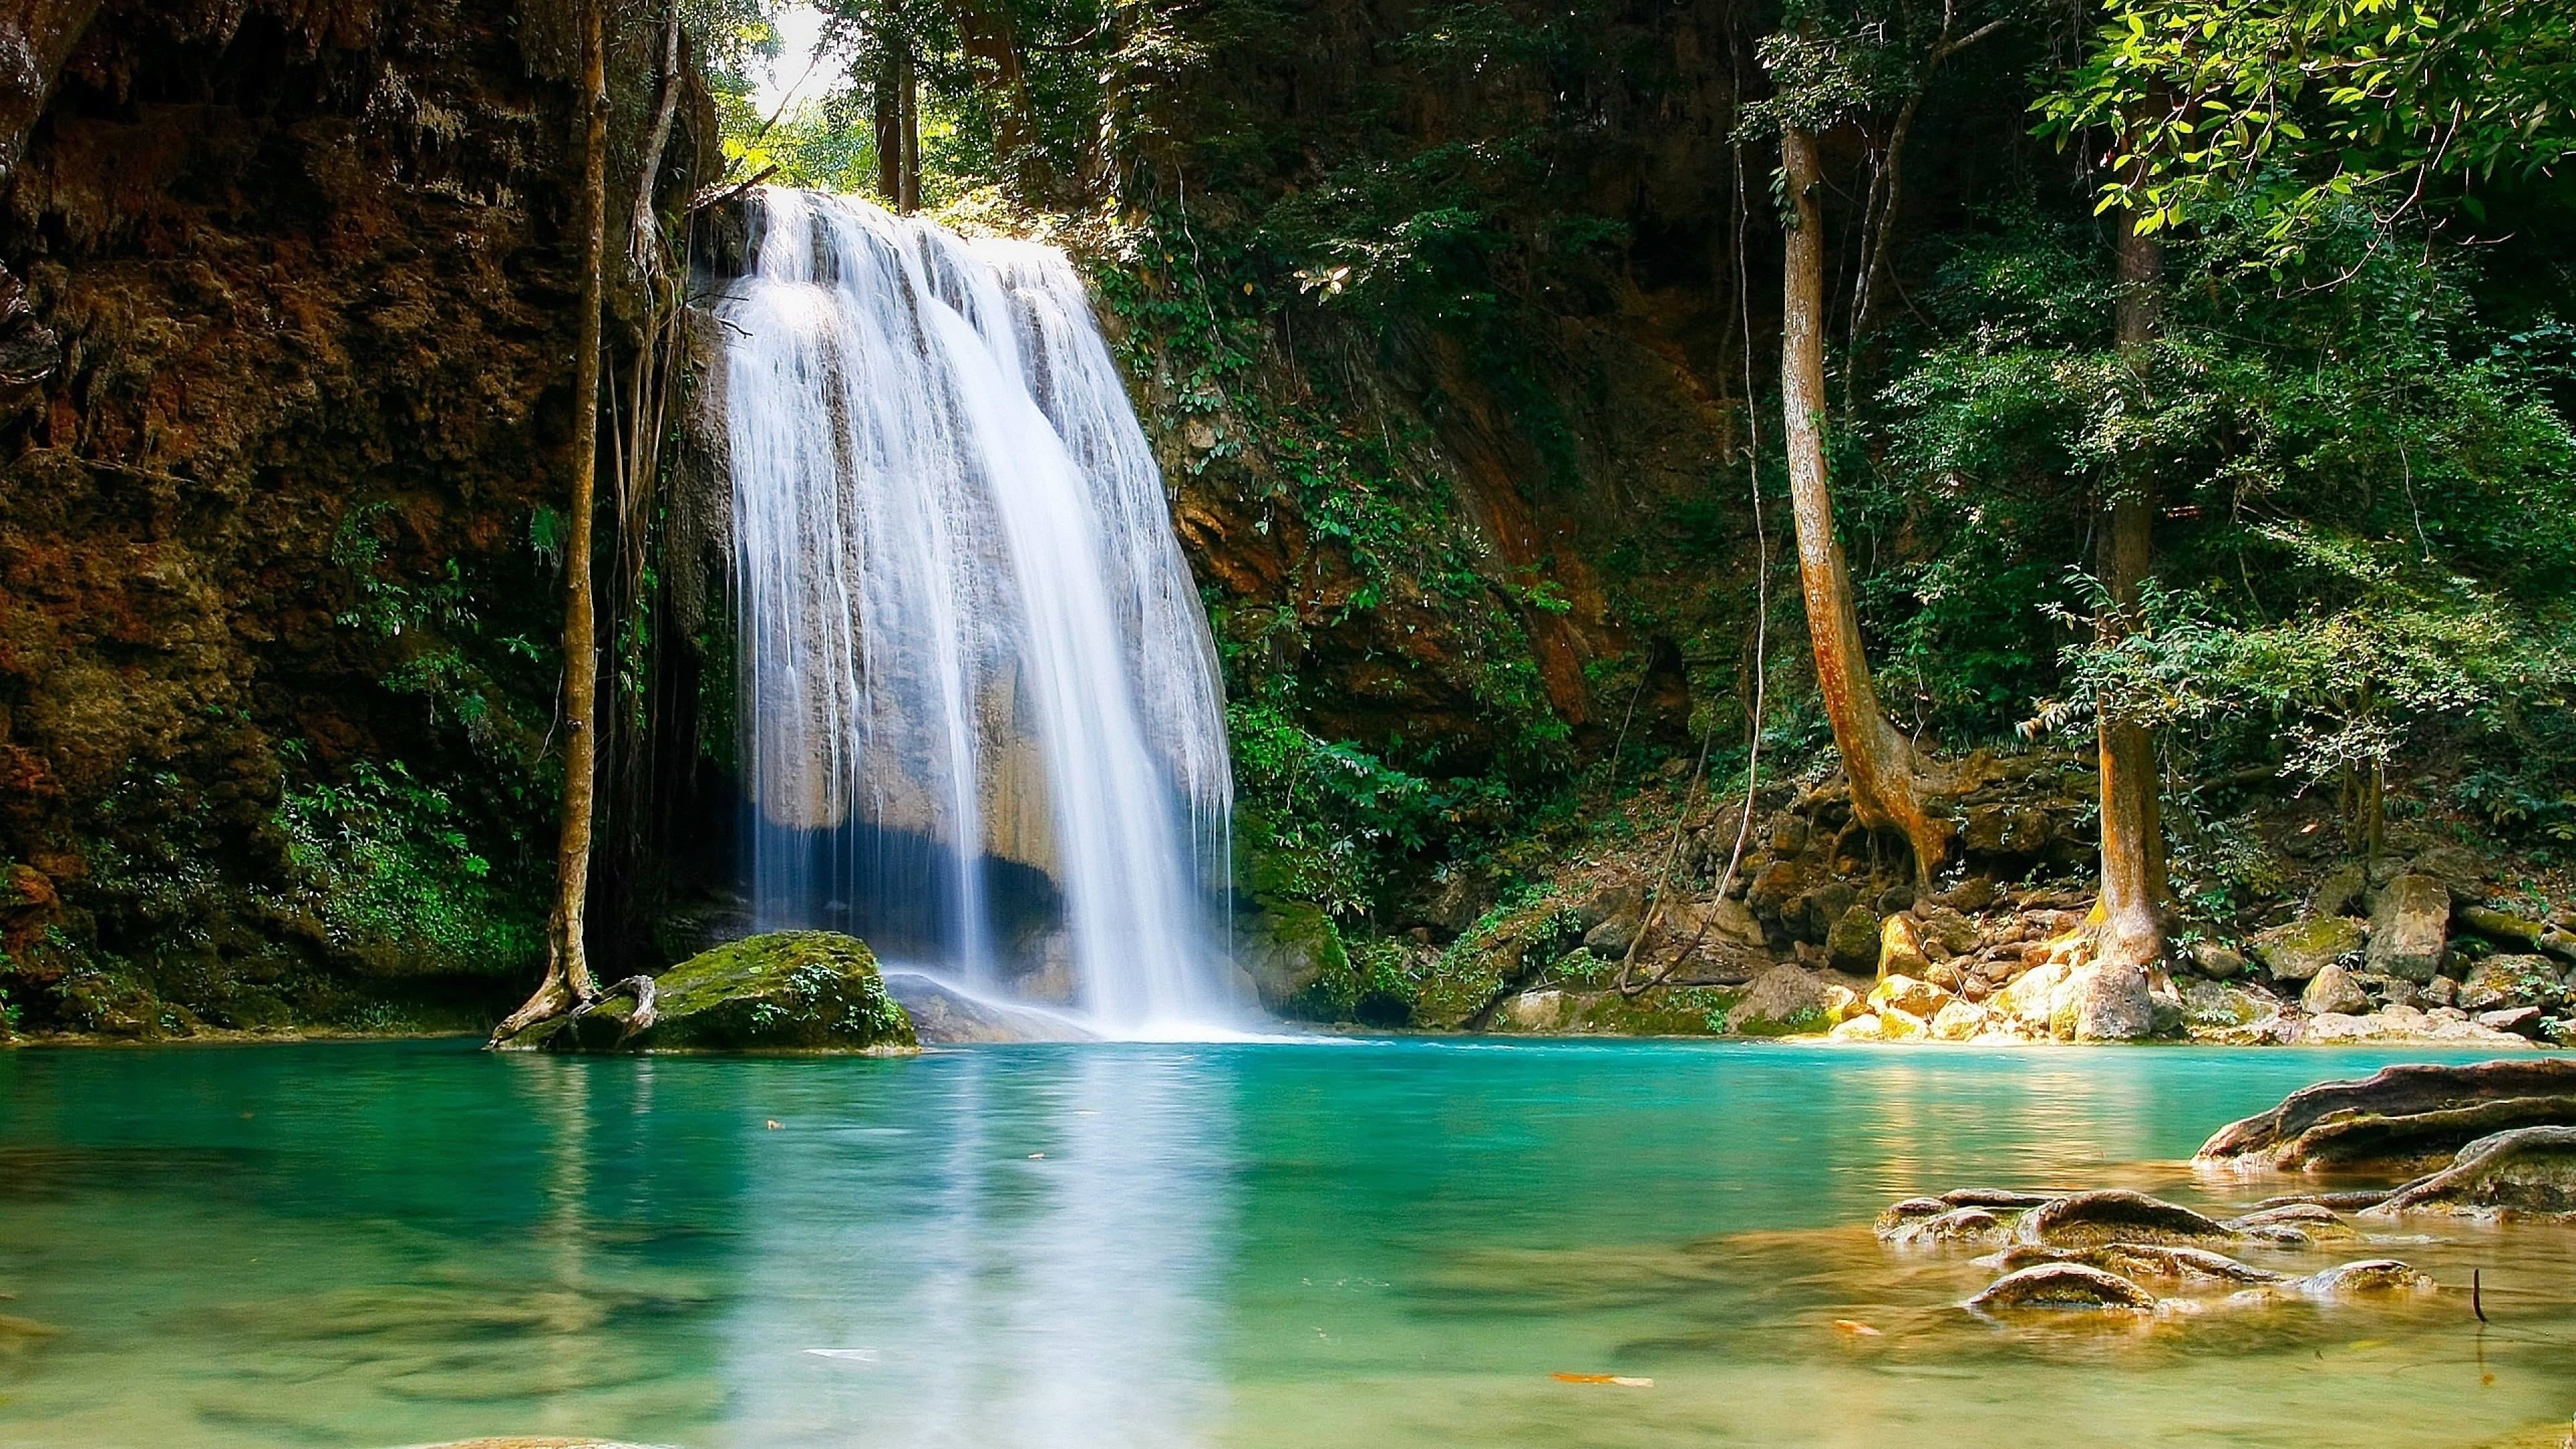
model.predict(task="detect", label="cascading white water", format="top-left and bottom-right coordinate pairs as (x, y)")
top-left (719, 187), bottom-right (1238, 1035)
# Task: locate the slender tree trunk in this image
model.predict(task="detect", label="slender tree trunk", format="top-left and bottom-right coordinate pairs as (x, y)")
top-left (2092, 200), bottom-right (2167, 972)
top-left (898, 50), bottom-right (920, 212)
top-left (1779, 123), bottom-right (1949, 877)
top-left (496, 0), bottom-right (609, 1042)
top-left (875, 46), bottom-right (920, 213)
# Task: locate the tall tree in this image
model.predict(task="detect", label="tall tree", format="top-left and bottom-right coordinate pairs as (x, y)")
top-left (2090, 201), bottom-right (2165, 973)
top-left (873, 41), bottom-right (921, 210)
top-left (1773, 86), bottom-right (1954, 878)
top-left (495, 0), bottom-right (610, 1043)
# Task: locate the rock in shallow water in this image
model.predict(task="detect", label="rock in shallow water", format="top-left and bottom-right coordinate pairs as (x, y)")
top-left (1968, 1263), bottom-right (2159, 1311)
top-left (1983, 1242), bottom-right (2288, 1285)
top-left (2014, 1189), bottom-right (2239, 1248)
top-left (497, 931), bottom-right (917, 1053)
top-left (2198, 1059), bottom-right (2576, 1171)
top-left (2365, 1125), bottom-right (2576, 1219)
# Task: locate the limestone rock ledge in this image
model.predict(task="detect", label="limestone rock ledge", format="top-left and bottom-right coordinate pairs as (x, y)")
top-left (495, 932), bottom-right (917, 1055)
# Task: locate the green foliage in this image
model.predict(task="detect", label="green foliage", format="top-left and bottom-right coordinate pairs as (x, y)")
top-left (268, 762), bottom-right (542, 976)
top-left (1228, 701), bottom-right (1438, 916)
top-left (1877, 202), bottom-right (2576, 794)
top-left (2041, 0), bottom-right (2576, 249)
top-left (1291, 928), bottom-right (1426, 1026)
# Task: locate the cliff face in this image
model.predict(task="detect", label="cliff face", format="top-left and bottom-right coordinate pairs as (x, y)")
top-left (0, 0), bottom-right (712, 1032)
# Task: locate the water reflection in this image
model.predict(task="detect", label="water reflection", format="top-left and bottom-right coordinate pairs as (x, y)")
top-left (723, 1049), bottom-right (1234, 1447)
top-left (5, 1041), bottom-right (2575, 1449)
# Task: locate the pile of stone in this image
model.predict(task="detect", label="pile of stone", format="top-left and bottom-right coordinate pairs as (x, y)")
top-left (2233, 860), bottom-right (2576, 1045)
top-left (1806, 848), bottom-right (2570, 1045)
top-left (1875, 1186), bottom-right (2436, 1315)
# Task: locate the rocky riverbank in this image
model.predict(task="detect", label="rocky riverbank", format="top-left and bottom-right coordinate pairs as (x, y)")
top-left (1278, 748), bottom-right (2576, 1044)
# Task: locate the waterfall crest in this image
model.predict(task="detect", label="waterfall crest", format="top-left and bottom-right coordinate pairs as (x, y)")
top-left (718, 188), bottom-right (1236, 1034)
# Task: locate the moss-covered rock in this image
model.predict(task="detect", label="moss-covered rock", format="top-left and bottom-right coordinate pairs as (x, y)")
top-left (2252, 915), bottom-right (2367, 983)
top-left (500, 932), bottom-right (916, 1054)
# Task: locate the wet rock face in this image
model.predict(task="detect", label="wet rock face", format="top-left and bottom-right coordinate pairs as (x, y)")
top-left (0, 0), bottom-right (716, 1026)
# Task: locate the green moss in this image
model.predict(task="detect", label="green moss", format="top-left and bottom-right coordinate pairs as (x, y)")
top-left (509, 930), bottom-right (917, 1054)
top-left (1735, 1003), bottom-right (1830, 1038)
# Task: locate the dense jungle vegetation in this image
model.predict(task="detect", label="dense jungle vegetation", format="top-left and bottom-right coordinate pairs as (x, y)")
top-left (703, 0), bottom-right (2576, 1002)
top-left (1, 0), bottom-right (2570, 1034)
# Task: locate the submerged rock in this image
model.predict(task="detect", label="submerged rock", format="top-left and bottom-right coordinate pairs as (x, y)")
top-left (498, 931), bottom-right (917, 1054)
top-left (2224, 1260), bottom-right (2438, 1305)
top-left (1968, 1263), bottom-right (2159, 1311)
top-left (1984, 1242), bottom-right (2288, 1285)
top-left (2222, 1202), bottom-right (2360, 1242)
top-left (2365, 1125), bottom-right (2576, 1219)
top-left (2014, 1189), bottom-right (2238, 1248)
top-left (1882, 1206), bottom-right (2006, 1247)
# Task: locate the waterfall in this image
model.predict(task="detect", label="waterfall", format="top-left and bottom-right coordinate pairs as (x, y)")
top-left (717, 188), bottom-right (1238, 1035)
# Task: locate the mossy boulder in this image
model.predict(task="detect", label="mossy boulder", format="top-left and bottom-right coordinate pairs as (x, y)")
top-left (501, 931), bottom-right (916, 1053)
top-left (2252, 915), bottom-right (2367, 983)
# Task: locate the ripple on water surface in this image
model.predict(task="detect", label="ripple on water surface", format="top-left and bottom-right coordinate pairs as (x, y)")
top-left (0, 1038), bottom-right (2569, 1448)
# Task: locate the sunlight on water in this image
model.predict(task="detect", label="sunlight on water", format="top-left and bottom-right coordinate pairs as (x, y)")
top-left (2, 1041), bottom-right (2573, 1448)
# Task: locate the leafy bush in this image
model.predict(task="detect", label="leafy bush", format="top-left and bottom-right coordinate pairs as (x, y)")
top-left (269, 763), bottom-right (541, 976)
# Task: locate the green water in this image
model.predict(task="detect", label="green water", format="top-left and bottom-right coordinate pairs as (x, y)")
top-left (2, 1040), bottom-right (2571, 1448)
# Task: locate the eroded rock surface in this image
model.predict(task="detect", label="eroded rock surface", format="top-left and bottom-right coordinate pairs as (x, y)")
top-left (1968, 1263), bottom-right (2159, 1311)
top-left (2199, 1059), bottom-right (2576, 1171)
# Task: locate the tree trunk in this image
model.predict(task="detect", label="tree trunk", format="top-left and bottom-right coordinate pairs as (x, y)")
top-left (625, 0), bottom-right (682, 280)
top-left (873, 46), bottom-right (906, 209)
top-left (1778, 123), bottom-right (1949, 877)
top-left (496, 0), bottom-right (608, 1042)
top-left (2092, 199), bottom-right (2167, 971)
top-left (875, 46), bottom-right (920, 212)
top-left (898, 49), bottom-right (920, 212)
